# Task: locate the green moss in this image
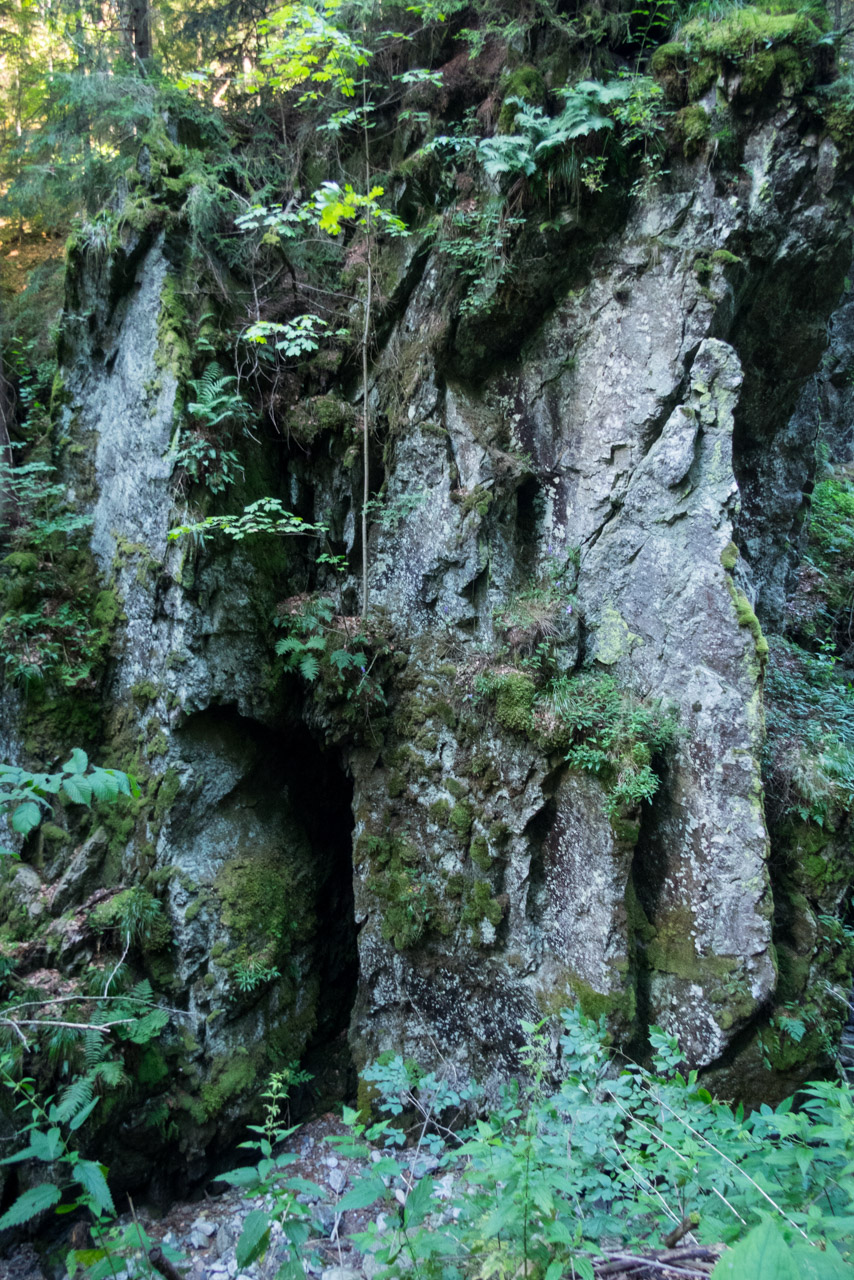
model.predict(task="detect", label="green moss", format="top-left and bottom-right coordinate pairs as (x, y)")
top-left (153, 767), bottom-right (181, 819)
top-left (156, 274), bottom-right (192, 380)
top-left (651, 42), bottom-right (689, 102)
top-left (489, 820), bottom-right (510, 846)
top-left (651, 42), bottom-right (687, 75)
top-left (446, 777), bottom-right (467, 800)
top-left (200, 1049), bottom-right (258, 1119)
top-left (470, 834), bottom-right (493, 871)
top-left (537, 966), bottom-right (635, 1033)
top-left (428, 799), bottom-right (451, 828)
top-left (498, 65), bottom-right (546, 132)
top-left (145, 731), bottom-right (169, 758)
top-left (445, 872), bottom-right (465, 898)
top-left (288, 394), bottom-right (356, 446)
top-left (449, 802), bottom-right (473, 843)
top-left (131, 680), bottom-right (160, 705)
top-left (460, 879), bottom-right (503, 943)
top-left (727, 580), bottom-right (769, 661)
top-left (138, 1046), bottom-right (169, 1086)
top-left (387, 770), bottom-right (406, 799)
top-left (40, 823), bottom-right (69, 844)
top-left (720, 540), bottom-right (739, 570)
top-left (711, 249), bottom-right (742, 267)
top-left (2, 551), bottom-right (39, 575)
top-left (674, 105), bottom-right (709, 159)
top-left (492, 673), bottom-right (537, 735)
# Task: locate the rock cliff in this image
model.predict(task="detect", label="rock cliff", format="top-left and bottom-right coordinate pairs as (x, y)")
top-left (2, 8), bottom-right (854, 1188)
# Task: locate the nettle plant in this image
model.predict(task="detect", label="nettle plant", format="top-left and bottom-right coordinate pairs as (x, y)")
top-left (0, 456), bottom-right (102, 690)
top-left (0, 753), bottom-right (178, 1267)
top-left (229, 1008), bottom-right (853, 1279)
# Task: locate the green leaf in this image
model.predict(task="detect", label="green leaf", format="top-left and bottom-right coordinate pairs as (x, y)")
top-left (61, 775), bottom-right (92, 807)
top-left (11, 800), bottom-right (41, 835)
top-left (71, 1159), bottom-right (115, 1215)
top-left (236, 1209), bottom-right (271, 1268)
top-left (712, 1219), bottom-right (800, 1280)
top-left (30, 1127), bottom-right (64, 1162)
top-left (62, 748), bottom-right (88, 775)
top-left (569, 1259), bottom-right (595, 1280)
top-left (788, 1242), bottom-right (852, 1280)
top-left (403, 1174), bottom-right (433, 1227)
top-left (215, 1165), bottom-right (262, 1189)
top-left (68, 1097), bottom-right (100, 1132)
top-left (337, 1174), bottom-right (387, 1210)
top-left (88, 769), bottom-right (120, 803)
top-left (0, 1181), bottom-right (61, 1229)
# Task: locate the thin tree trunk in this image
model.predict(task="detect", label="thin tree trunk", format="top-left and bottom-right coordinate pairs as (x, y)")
top-left (361, 79), bottom-right (372, 618)
top-left (0, 343), bottom-right (17, 534)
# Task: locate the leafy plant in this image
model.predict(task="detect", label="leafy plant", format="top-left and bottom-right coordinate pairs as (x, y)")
top-left (274, 593), bottom-right (387, 714)
top-left (344, 1009), bottom-right (854, 1277)
top-left (215, 1068), bottom-right (322, 1280)
top-left (168, 497), bottom-right (329, 544)
top-left (0, 748), bottom-right (137, 853)
top-left (480, 79), bottom-right (634, 203)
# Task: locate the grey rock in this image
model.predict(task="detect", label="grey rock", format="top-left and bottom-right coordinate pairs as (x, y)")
top-left (328, 1167), bottom-right (347, 1194)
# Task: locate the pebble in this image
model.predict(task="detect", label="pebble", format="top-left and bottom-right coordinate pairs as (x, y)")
top-left (412, 1155), bottom-right (439, 1178)
top-left (215, 1224), bottom-right (233, 1255)
top-left (328, 1167), bottom-right (347, 1193)
top-left (189, 1229), bottom-right (211, 1249)
top-left (312, 1203), bottom-right (337, 1234)
top-left (320, 1269), bottom-right (362, 1280)
top-left (192, 1217), bottom-right (217, 1237)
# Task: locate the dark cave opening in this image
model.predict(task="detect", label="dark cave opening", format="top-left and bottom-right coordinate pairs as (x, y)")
top-left (162, 706), bottom-right (359, 1179)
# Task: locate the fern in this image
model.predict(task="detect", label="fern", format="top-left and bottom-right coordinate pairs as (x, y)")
top-left (82, 1028), bottom-right (107, 1072)
top-left (53, 1075), bottom-right (94, 1125)
top-left (480, 79), bottom-right (634, 200)
top-left (186, 362), bottom-right (254, 430)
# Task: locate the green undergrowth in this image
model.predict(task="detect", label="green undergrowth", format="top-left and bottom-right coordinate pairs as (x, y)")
top-left (764, 636), bottom-right (854, 827)
top-left (477, 667), bottom-right (677, 821)
top-left (213, 1009), bottom-right (853, 1280)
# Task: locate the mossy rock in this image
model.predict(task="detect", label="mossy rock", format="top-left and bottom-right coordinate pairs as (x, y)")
top-left (673, 105), bottom-right (710, 159)
top-left (492, 673), bottom-right (537, 735)
top-left (498, 65), bottom-right (547, 133)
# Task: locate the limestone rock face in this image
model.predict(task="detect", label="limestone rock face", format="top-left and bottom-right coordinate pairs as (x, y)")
top-left (4, 88), bottom-right (854, 1180)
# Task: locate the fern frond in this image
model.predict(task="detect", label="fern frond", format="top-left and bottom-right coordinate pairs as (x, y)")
top-left (83, 1029), bottom-right (107, 1071)
top-left (54, 1074), bottom-right (94, 1124)
top-left (299, 654), bottom-right (320, 681)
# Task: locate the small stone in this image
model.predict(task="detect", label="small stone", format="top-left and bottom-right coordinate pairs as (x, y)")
top-left (189, 1230), bottom-right (210, 1249)
top-left (328, 1168), bottom-right (347, 1194)
top-left (311, 1203), bottom-right (337, 1234)
top-left (191, 1217), bottom-right (217, 1237)
top-left (370, 1149), bottom-right (381, 1164)
top-left (411, 1155), bottom-right (439, 1179)
top-left (393, 1188), bottom-right (406, 1207)
top-left (322, 1155), bottom-right (339, 1168)
top-left (320, 1269), bottom-right (361, 1280)
top-left (362, 1257), bottom-right (384, 1280)
top-left (227, 1262), bottom-right (238, 1279)
top-left (375, 1213), bottom-right (389, 1233)
top-left (215, 1224), bottom-right (233, 1256)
